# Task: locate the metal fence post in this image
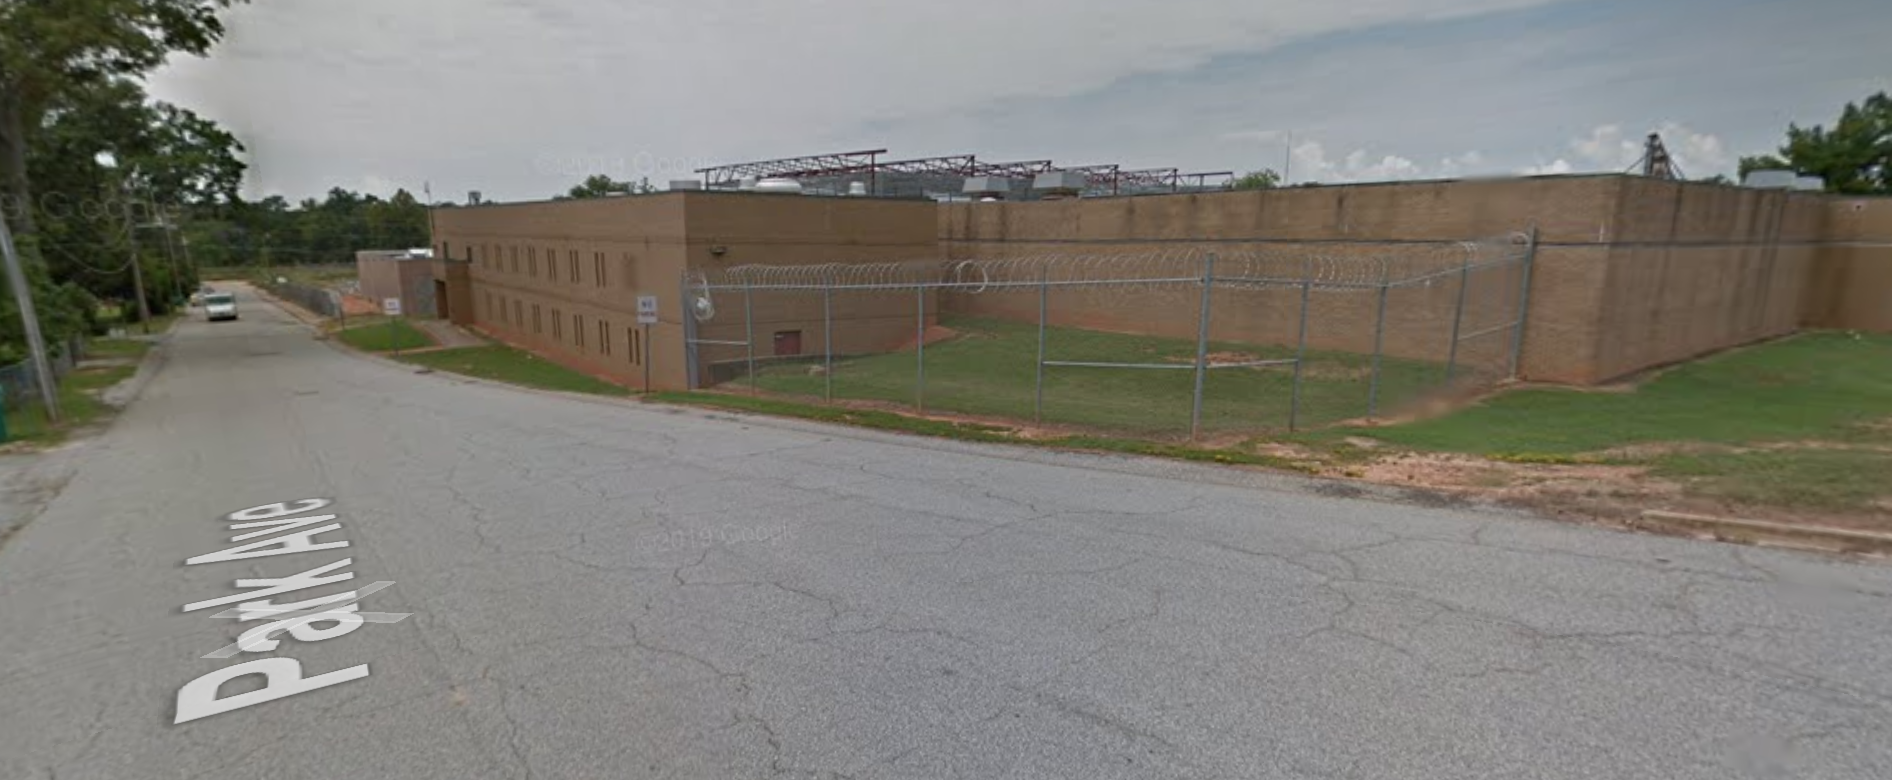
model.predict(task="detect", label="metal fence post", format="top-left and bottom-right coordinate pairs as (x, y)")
top-left (1288, 256), bottom-right (1313, 432)
top-left (1034, 264), bottom-right (1048, 424)
top-left (1442, 251), bottom-right (1472, 387)
top-left (1506, 227), bottom-right (1539, 380)
top-left (1367, 263), bottom-right (1390, 421)
top-left (1189, 253), bottom-right (1216, 442)
top-left (743, 279), bottom-right (756, 395)
top-left (823, 275), bottom-right (834, 404)
top-left (680, 273), bottom-right (700, 391)
top-left (915, 285), bottom-right (926, 413)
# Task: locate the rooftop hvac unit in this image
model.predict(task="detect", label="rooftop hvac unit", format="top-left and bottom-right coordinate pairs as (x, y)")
top-left (963, 176), bottom-right (1011, 199)
top-left (1032, 170), bottom-right (1087, 196)
top-left (669, 180), bottom-right (703, 191)
top-left (848, 182), bottom-right (868, 196)
top-left (1741, 170), bottom-right (1797, 189)
top-left (739, 177), bottom-right (758, 191)
top-left (754, 178), bottom-right (804, 194)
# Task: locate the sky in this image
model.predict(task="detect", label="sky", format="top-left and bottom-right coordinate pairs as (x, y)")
top-left (145, 0), bottom-right (1891, 203)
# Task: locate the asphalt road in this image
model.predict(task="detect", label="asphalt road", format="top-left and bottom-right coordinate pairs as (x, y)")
top-left (2, 285), bottom-right (1890, 780)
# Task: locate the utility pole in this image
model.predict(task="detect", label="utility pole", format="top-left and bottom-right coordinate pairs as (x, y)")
top-left (1283, 131), bottom-right (1293, 185)
top-left (126, 199), bottom-right (151, 334)
top-left (158, 206), bottom-right (184, 306)
top-left (0, 217), bottom-right (61, 422)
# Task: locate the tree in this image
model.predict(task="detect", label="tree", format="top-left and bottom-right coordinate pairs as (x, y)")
top-left (1738, 92), bottom-right (1891, 194)
top-left (1232, 169), bottom-right (1281, 190)
top-left (0, 0), bottom-right (248, 238)
top-left (26, 77), bottom-right (246, 318)
top-left (560, 174), bottom-right (653, 199)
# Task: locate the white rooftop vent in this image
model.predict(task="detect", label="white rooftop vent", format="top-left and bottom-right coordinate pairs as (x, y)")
top-left (848, 182), bottom-right (868, 196)
top-left (1741, 170), bottom-right (1797, 189)
top-left (754, 178), bottom-right (804, 194)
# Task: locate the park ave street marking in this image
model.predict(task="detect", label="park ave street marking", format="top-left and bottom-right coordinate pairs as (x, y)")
top-left (173, 499), bottom-right (411, 724)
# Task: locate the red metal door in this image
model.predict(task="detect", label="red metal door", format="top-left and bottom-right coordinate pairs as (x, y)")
top-left (773, 330), bottom-right (803, 356)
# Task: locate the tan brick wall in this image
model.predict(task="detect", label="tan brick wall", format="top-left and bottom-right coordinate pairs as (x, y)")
top-left (939, 178), bottom-right (1617, 383)
top-left (1803, 196), bottom-right (1892, 331)
top-left (356, 251), bottom-right (437, 315)
top-left (431, 192), bottom-right (937, 390)
top-left (937, 175), bottom-right (1885, 385)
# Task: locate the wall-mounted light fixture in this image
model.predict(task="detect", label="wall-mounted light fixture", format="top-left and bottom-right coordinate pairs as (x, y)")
top-left (709, 245), bottom-right (728, 257)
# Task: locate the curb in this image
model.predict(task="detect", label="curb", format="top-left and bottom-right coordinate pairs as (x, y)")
top-left (1634, 509), bottom-right (1892, 556)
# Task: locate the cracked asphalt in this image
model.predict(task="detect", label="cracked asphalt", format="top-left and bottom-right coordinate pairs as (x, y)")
top-left (2, 285), bottom-right (1890, 779)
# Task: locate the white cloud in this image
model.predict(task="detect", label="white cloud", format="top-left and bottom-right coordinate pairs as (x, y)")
top-left (1538, 122), bottom-right (1732, 177)
top-left (1520, 159), bottom-right (1575, 175)
top-left (1285, 141), bottom-right (1427, 183)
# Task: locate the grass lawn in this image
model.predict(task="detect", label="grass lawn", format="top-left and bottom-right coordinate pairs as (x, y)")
top-left (83, 338), bottom-right (154, 360)
top-left (4, 364), bottom-right (137, 444)
top-left (1321, 331), bottom-right (1892, 455)
top-left (336, 319), bottom-right (434, 352)
top-left (746, 316), bottom-right (1442, 437)
top-left (396, 345), bottom-right (631, 397)
top-left (1319, 331), bottom-right (1892, 514)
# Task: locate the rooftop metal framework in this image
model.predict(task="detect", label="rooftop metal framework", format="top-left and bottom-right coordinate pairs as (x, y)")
top-left (694, 148), bottom-right (1235, 200)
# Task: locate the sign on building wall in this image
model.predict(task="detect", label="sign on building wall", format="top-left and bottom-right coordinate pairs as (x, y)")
top-left (383, 298), bottom-right (403, 316)
top-left (636, 296), bottom-right (658, 325)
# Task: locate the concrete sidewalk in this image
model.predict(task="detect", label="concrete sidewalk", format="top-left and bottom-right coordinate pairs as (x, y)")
top-left (411, 318), bottom-right (485, 349)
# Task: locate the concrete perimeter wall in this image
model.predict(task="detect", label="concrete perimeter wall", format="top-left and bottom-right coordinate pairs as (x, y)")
top-left (939, 175), bottom-right (1866, 385)
top-left (1804, 196), bottom-right (1892, 332)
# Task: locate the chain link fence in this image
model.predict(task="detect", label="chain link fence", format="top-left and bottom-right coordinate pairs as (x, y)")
top-left (256, 278), bottom-right (343, 318)
top-left (684, 232), bottom-right (1536, 441)
top-left (0, 335), bottom-right (91, 412)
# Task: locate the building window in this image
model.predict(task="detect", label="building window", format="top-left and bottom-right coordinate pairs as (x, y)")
top-left (628, 327), bottom-right (640, 365)
top-left (546, 247), bottom-right (556, 279)
top-left (594, 252), bottom-right (606, 288)
top-left (528, 247), bottom-right (537, 278)
top-left (495, 295), bottom-right (505, 324)
top-left (533, 304), bottom-right (542, 333)
top-left (573, 313), bottom-right (585, 349)
top-left (510, 245), bottom-right (519, 274)
top-left (484, 292), bottom-right (492, 318)
top-left (514, 299), bottom-right (523, 326)
top-left (551, 308), bottom-right (562, 339)
top-left (598, 318), bottom-right (610, 356)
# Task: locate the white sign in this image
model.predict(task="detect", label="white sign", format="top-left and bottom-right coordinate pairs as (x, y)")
top-left (636, 295), bottom-right (658, 325)
top-left (382, 298), bottom-right (402, 316)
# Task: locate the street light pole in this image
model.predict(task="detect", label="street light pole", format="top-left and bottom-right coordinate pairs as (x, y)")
top-left (0, 217), bottom-right (61, 422)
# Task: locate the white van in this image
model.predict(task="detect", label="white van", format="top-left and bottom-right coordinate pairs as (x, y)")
top-left (204, 292), bottom-right (238, 322)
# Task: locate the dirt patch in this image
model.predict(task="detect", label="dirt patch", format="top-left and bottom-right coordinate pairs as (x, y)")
top-left (339, 294), bottom-right (382, 317)
top-left (892, 325), bottom-right (959, 352)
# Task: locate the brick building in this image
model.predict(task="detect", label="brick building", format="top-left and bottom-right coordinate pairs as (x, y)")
top-left (355, 249), bottom-right (438, 317)
top-left (429, 191), bottom-right (938, 390)
top-left (432, 176), bottom-right (1891, 392)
